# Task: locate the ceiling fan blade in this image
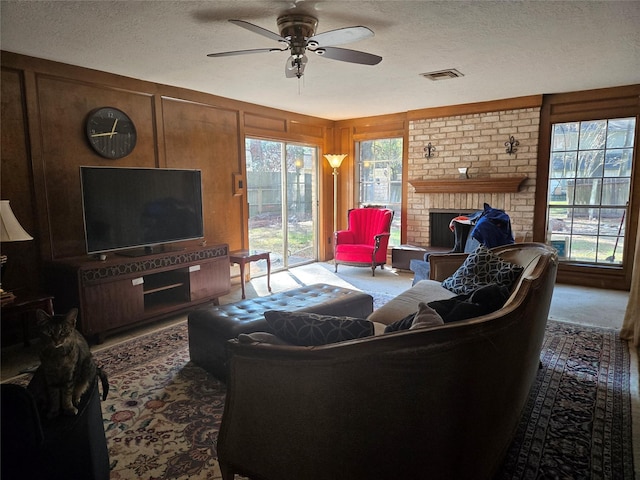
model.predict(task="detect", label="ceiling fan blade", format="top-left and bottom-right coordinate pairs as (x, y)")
top-left (308, 26), bottom-right (374, 47)
top-left (314, 46), bottom-right (382, 65)
top-left (229, 19), bottom-right (284, 42)
top-left (207, 47), bottom-right (286, 58)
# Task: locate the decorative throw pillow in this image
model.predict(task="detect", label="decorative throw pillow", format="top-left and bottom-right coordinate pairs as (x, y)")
top-left (264, 310), bottom-right (374, 346)
top-left (409, 302), bottom-right (444, 330)
top-left (441, 244), bottom-right (523, 295)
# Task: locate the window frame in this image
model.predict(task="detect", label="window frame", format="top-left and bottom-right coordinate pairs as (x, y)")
top-left (534, 86), bottom-right (640, 290)
top-left (546, 117), bottom-right (634, 265)
top-left (354, 137), bottom-right (404, 247)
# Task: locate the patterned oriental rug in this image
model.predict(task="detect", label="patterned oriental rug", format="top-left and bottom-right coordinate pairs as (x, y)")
top-left (498, 321), bottom-right (634, 480)
top-left (8, 318), bottom-right (634, 479)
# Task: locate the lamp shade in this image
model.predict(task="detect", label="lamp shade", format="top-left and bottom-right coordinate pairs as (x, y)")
top-left (0, 200), bottom-right (33, 242)
top-left (324, 154), bottom-right (347, 169)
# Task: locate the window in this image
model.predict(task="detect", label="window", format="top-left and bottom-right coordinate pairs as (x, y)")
top-left (547, 117), bottom-right (634, 264)
top-left (356, 137), bottom-right (402, 246)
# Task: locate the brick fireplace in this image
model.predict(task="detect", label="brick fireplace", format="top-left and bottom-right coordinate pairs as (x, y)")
top-left (405, 106), bottom-right (540, 248)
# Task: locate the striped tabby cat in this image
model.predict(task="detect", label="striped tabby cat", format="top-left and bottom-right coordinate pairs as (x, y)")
top-left (36, 308), bottom-right (108, 418)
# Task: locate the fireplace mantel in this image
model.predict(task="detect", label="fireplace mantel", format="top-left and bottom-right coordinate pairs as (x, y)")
top-left (409, 175), bottom-right (527, 194)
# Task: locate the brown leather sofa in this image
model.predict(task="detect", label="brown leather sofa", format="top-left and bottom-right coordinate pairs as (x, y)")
top-left (217, 243), bottom-right (558, 480)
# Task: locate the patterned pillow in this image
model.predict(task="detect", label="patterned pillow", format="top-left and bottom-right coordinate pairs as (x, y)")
top-left (441, 244), bottom-right (523, 295)
top-left (264, 310), bottom-right (374, 346)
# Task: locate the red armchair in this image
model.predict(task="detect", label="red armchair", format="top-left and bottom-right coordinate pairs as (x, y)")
top-left (334, 207), bottom-right (394, 276)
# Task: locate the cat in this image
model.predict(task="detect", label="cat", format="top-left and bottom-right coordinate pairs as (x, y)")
top-left (35, 308), bottom-right (109, 418)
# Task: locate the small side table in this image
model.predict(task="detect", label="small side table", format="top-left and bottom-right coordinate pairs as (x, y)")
top-left (229, 250), bottom-right (272, 300)
top-left (1, 291), bottom-right (54, 346)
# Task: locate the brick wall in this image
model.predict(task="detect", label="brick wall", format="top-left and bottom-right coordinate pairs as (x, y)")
top-left (407, 107), bottom-right (541, 246)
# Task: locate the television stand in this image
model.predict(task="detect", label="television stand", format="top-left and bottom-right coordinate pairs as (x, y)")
top-left (116, 244), bottom-right (187, 258)
top-left (45, 244), bottom-right (230, 343)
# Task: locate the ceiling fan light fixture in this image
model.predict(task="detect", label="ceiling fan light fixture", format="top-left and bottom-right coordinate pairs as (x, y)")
top-left (286, 54), bottom-right (308, 79)
top-left (287, 55), bottom-right (307, 68)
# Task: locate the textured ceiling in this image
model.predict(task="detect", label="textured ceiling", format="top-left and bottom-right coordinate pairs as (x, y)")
top-left (1, 0), bottom-right (639, 120)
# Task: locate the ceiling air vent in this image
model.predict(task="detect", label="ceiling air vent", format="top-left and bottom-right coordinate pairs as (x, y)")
top-left (420, 69), bottom-right (464, 81)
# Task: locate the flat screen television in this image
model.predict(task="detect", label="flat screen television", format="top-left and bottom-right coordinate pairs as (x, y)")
top-left (80, 166), bottom-right (204, 255)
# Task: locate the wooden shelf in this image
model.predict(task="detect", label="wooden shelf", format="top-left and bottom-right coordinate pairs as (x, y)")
top-left (409, 175), bottom-right (527, 194)
top-left (144, 282), bottom-right (185, 295)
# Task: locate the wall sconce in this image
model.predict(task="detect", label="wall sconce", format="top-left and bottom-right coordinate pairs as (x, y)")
top-left (505, 136), bottom-right (519, 155)
top-left (424, 142), bottom-right (437, 158)
top-left (324, 154), bottom-right (347, 236)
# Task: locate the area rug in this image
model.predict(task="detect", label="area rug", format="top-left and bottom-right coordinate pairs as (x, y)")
top-left (497, 320), bottom-right (634, 479)
top-left (368, 291), bottom-right (395, 310)
top-left (7, 318), bottom-right (634, 479)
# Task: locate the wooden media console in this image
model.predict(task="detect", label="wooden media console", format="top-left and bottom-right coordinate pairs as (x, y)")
top-left (45, 244), bottom-right (230, 343)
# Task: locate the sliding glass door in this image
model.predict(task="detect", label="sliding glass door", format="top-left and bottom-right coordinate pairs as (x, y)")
top-left (245, 138), bottom-right (318, 273)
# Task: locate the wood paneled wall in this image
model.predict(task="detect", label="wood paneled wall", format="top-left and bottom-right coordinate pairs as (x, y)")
top-left (1, 52), bottom-right (333, 292)
top-left (2, 50), bottom-right (637, 294)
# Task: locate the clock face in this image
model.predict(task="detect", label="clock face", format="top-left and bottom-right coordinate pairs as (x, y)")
top-left (85, 107), bottom-right (137, 159)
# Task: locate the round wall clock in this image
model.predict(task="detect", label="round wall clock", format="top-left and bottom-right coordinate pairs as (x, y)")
top-left (85, 107), bottom-right (137, 159)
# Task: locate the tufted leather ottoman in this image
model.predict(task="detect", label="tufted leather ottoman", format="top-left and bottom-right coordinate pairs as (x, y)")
top-left (188, 283), bottom-right (373, 380)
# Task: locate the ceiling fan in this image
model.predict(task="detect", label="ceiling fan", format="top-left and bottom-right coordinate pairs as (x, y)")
top-left (207, 14), bottom-right (382, 79)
